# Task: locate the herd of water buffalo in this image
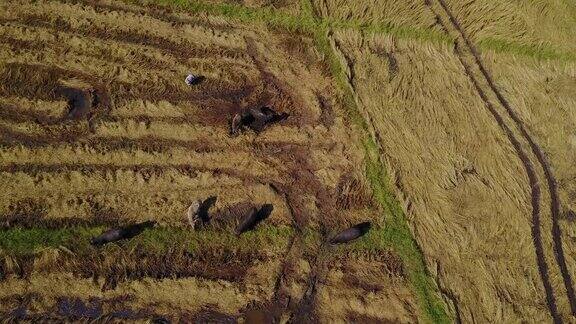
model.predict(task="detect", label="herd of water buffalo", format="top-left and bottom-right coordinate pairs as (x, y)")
top-left (90, 197), bottom-right (372, 246)
top-left (57, 74), bottom-right (372, 246)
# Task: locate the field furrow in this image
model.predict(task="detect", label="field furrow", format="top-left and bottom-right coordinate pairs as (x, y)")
top-left (0, 145), bottom-right (277, 176)
top-left (1, 0), bottom-right (248, 53)
top-left (0, 170), bottom-right (292, 224)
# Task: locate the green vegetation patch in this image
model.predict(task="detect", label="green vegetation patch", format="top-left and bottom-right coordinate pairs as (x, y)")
top-left (0, 226), bottom-right (101, 255)
top-left (0, 225), bottom-right (294, 256)
top-left (478, 37), bottom-right (576, 62)
top-left (363, 139), bottom-right (450, 323)
top-left (137, 0), bottom-right (316, 33)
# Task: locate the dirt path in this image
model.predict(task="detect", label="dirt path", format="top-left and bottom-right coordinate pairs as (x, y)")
top-left (426, 0), bottom-right (576, 321)
top-left (265, 145), bottom-right (335, 322)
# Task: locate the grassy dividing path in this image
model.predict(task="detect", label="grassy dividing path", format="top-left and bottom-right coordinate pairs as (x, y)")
top-left (298, 2), bottom-right (451, 322)
top-left (0, 225), bottom-right (294, 255)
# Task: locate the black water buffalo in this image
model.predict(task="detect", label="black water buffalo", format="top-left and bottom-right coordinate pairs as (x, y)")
top-left (90, 221), bottom-right (156, 246)
top-left (230, 106), bottom-right (289, 136)
top-left (329, 222), bottom-right (371, 244)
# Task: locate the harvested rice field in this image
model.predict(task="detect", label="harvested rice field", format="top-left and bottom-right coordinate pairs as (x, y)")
top-left (0, 0), bottom-right (417, 322)
top-left (1, 0), bottom-right (575, 323)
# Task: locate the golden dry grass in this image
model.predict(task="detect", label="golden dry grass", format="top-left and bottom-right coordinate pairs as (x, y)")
top-left (314, 0), bottom-right (576, 61)
top-left (442, 0), bottom-right (576, 53)
top-left (479, 49), bottom-right (576, 312)
top-left (316, 252), bottom-right (415, 322)
top-left (330, 28), bottom-right (576, 322)
top-left (0, 170), bottom-right (291, 225)
top-left (313, 0), bottom-right (437, 29)
top-left (0, 272), bottom-right (270, 316)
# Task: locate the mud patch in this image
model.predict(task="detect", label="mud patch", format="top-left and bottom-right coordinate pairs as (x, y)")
top-left (190, 305), bottom-right (237, 323)
top-left (240, 301), bottom-right (278, 323)
top-left (59, 86), bottom-right (94, 120)
top-left (0, 294), bottom-right (171, 321)
top-left (316, 92), bottom-right (335, 127)
top-left (68, 247), bottom-right (265, 290)
top-left (335, 172), bottom-right (373, 210)
top-left (57, 296), bottom-right (102, 319)
top-left (0, 293), bottom-right (36, 319)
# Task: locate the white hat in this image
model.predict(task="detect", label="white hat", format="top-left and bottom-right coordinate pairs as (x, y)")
top-left (185, 74), bottom-right (197, 85)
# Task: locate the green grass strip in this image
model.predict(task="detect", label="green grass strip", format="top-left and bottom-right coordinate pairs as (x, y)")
top-left (363, 139), bottom-right (451, 324)
top-left (138, 0), bottom-right (316, 33)
top-left (319, 39), bottom-right (451, 324)
top-left (0, 226), bottom-right (101, 255)
top-left (322, 17), bottom-right (452, 45)
top-left (478, 37), bottom-right (576, 62)
top-left (300, 2), bottom-right (451, 322)
top-left (135, 0), bottom-right (450, 43)
top-left (0, 225), bottom-right (294, 256)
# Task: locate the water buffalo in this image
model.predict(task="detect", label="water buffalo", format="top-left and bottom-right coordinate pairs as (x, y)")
top-left (90, 221), bottom-right (156, 246)
top-left (186, 196), bottom-right (217, 229)
top-left (58, 86), bottom-right (95, 120)
top-left (234, 204), bottom-right (273, 235)
top-left (185, 74), bottom-right (205, 86)
top-left (329, 222), bottom-right (371, 244)
top-left (189, 200), bottom-right (273, 234)
top-left (230, 106), bottom-right (289, 136)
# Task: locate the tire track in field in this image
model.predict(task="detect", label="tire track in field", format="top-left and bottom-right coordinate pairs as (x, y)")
top-left (260, 145), bottom-right (336, 322)
top-left (427, 0), bottom-right (575, 321)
